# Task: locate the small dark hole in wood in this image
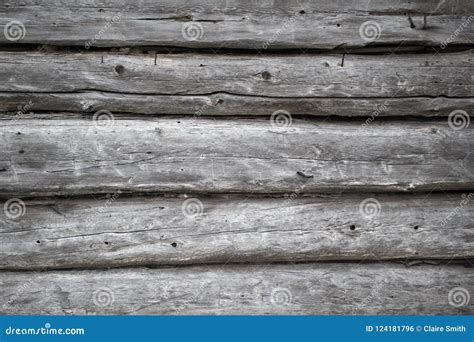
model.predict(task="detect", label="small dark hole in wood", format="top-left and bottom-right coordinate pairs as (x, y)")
top-left (336, 23), bottom-right (341, 27)
top-left (36, 240), bottom-right (41, 244)
top-left (180, 168), bottom-right (184, 171)
top-left (98, 8), bottom-right (104, 12)
top-left (217, 99), bottom-right (224, 104)
top-left (114, 65), bottom-right (125, 75)
top-left (19, 150), bottom-right (25, 154)
top-left (171, 242), bottom-right (177, 248)
top-left (350, 225), bottom-right (356, 230)
top-left (146, 151), bottom-right (152, 154)
top-left (104, 241), bottom-right (109, 245)
top-left (261, 71), bottom-right (272, 80)
top-left (414, 225), bottom-right (419, 230)
top-left (17, 132), bottom-right (21, 135)
top-left (177, 121), bottom-right (181, 123)
top-left (199, 64), bottom-right (204, 67)
top-left (403, 12), bottom-right (407, 16)
top-left (299, 10), bottom-right (305, 14)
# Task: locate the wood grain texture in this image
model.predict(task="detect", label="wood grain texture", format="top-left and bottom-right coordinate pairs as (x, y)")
top-left (1, 0), bottom-right (473, 48)
top-left (1, 263), bottom-right (472, 315)
top-left (1, 51), bottom-right (472, 98)
top-left (1, 193), bottom-right (472, 270)
top-left (1, 118), bottom-right (473, 196)
top-left (1, 92), bottom-right (473, 117)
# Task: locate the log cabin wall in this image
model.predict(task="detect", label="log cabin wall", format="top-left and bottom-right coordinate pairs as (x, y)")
top-left (0, 0), bottom-right (473, 315)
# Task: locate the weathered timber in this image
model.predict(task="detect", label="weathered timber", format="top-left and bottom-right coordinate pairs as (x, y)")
top-left (0, 1), bottom-right (473, 48)
top-left (1, 92), bottom-right (473, 117)
top-left (0, 51), bottom-right (472, 97)
top-left (1, 118), bottom-right (473, 196)
top-left (1, 263), bottom-right (472, 315)
top-left (0, 193), bottom-right (472, 270)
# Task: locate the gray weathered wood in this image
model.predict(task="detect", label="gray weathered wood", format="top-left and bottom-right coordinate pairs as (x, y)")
top-left (1, 1), bottom-right (473, 48)
top-left (1, 263), bottom-right (472, 314)
top-left (1, 92), bottom-right (472, 117)
top-left (0, 51), bottom-right (472, 97)
top-left (0, 193), bottom-right (472, 270)
top-left (1, 118), bottom-right (473, 196)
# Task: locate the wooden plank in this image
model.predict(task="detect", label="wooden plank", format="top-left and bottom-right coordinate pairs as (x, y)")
top-left (0, 51), bottom-right (472, 97)
top-left (1, 1), bottom-right (473, 48)
top-left (1, 118), bottom-right (473, 196)
top-left (1, 193), bottom-right (472, 270)
top-left (1, 263), bottom-right (472, 314)
top-left (1, 92), bottom-right (472, 117)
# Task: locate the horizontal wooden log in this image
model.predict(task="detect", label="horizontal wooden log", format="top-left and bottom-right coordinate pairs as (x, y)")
top-left (0, 92), bottom-right (473, 117)
top-left (0, 193), bottom-right (472, 270)
top-left (1, 118), bottom-right (473, 196)
top-left (1, 51), bottom-right (472, 97)
top-left (1, 1), bottom-right (473, 49)
top-left (1, 263), bottom-right (472, 314)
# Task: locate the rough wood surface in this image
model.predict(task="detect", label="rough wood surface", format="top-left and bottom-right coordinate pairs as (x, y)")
top-left (1, 263), bottom-right (472, 315)
top-left (0, 51), bottom-right (472, 97)
top-left (1, 193), bottom-right (472, 270)
top-left (1, 118), bottom-right (473, 196)
top-left (1, 92), bottom-right (472, 117)
top-left (1, 1), bottom-right (473, 48)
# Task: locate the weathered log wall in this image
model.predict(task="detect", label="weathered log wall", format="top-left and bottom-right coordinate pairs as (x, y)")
top-left (0, 0), bottom-right (472, 315)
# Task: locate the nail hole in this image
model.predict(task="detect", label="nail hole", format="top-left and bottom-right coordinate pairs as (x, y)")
top-left (104, 241), bottom-right (109, 245)
top-left (114, 65), bottom-right (125, 75)
top-left (17, 132), bottom-right (21, 135)
top-left (177, 121), bottom-right (181, 123)
top-left (299, 10), bottom-right (305, 14)
top-left (336, 23), bottom-right (341, 27)
top-left (217, 99), bottom-right (224, 104)
top-left (414, 225), bottom-right (419, 230)
top-left (19, 150), bottom-right (25, 154)
top-left (350, 225), bottom-right (356, 230)
top-left (36, 240), bottom-right (41, 244)
top-left (261, 71), bottom-right (272, 80)
top-left (171, 242), bottom-right (177, 248)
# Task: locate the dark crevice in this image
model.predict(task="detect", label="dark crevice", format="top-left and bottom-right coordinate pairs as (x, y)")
top-left (0, 43), bottom-right (472, 55)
